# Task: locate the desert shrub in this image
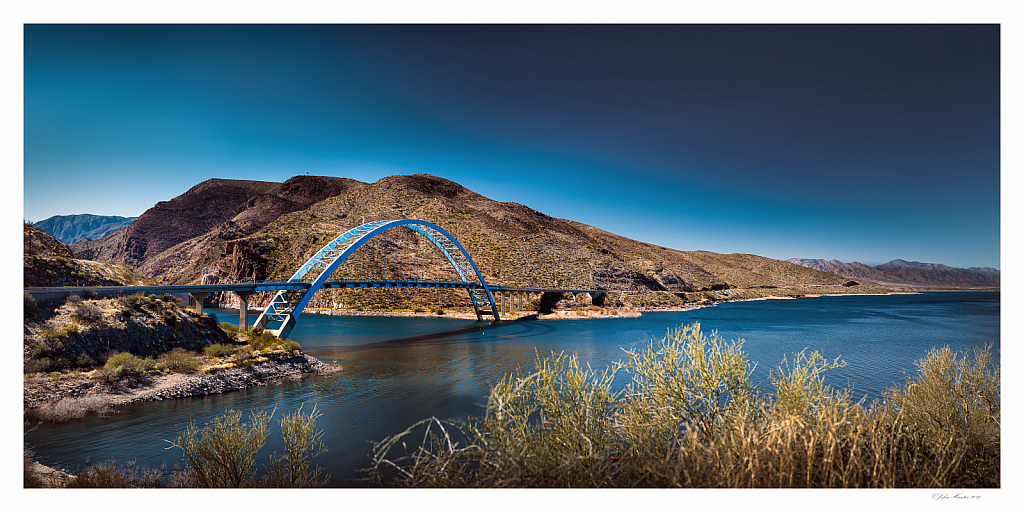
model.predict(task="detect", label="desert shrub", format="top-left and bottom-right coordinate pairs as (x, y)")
top-left (157, 348), bottom-right (201, 374)
top-left (25, 395), bottom-right (112, 423)
top-left (769, 349), bottom-right (849, 418)
top-left (169, 409), bottom-right (272, 487)
top-left (126, 292), bottom-right (146, 309)
top-left (617, 323), bottom-right (756, 440)
top-left (71, 302), bottom-right (104, 324)
top-left (62, 323), bottom-right (79, 337)
top-left (204, 343), bottom-right (234, 358)
top-left (245, 328), bottom-right (280, 350)
top-left (104, 352), bottom-right (145, 377)
top-left (232, 350), bottom-right (257, 370)
top-left (64, 460), bottom-right (164, 488)
top-left (219, 322), bottom-right (238, 333)
top-left (161, 310), bottom-right (179, 325)
top-left (169, 406), bottom-right (330, 488)
top-left (280, 341), bottom-right (301, 354)
top-left (66, 294), bottom-right (82, 304)
top-left (30, 343), bottom-right (57, 360)
top-left (370, 324), bottom-right (1000, 488)
top-left (262, 406), bottom-right (331, 487)
top-left (879, 344), bottom-right (1000, 487)
top-left (26, 340), bottom-right (79, 373)
top-left (82, 290), bottom-right (97, 299)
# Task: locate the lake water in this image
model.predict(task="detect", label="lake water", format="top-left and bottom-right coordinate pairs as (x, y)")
top-left (24, 291), bottom-right (999, 487)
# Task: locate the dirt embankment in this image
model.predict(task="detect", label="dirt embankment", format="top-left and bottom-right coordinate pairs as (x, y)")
top-left (24, 353), bottom-right (340, 418)
top-left (23, 294), bottom-right (341, 420)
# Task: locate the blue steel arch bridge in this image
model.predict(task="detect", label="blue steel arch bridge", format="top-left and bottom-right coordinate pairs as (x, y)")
top-left (25, 220), bottom-right (605, 339)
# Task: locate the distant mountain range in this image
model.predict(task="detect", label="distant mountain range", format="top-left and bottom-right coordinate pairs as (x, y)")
top-left (34, 214), bottom-right (137, 245)
top-left (787, 258), bottom-right (999, 289)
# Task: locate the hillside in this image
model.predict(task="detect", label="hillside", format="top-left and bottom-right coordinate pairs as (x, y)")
top-left (71, 176), bottom-right (362, 268)
top-left (787, 258), bottom-right (999, 289)
top-left (24, 224), bottom-right (151, 288)
top-left (73, 174), bottom-right (895, 311)
top-left (34, 214), bottom-right (136, 245)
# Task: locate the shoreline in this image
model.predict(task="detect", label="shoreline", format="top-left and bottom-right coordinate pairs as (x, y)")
top-left (24, 353), bottom-right (341, 417)
top-left (211, 289), bottom-right (929, 321)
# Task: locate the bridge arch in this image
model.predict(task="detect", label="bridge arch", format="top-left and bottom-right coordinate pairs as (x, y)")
top-left (253, 219), bottom-right (499, 338)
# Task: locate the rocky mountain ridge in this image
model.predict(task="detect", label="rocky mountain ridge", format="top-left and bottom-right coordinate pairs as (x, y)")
top-left (33, 214), bottom-right (137, 245)
top-left (787, 258), bottom-right (999, 289)
top-left (71, 173), bottom-right (895, 310)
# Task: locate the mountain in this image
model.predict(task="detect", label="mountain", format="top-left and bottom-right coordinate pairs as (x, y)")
top-left (72, 176), bottom-right (362, 267)
top-left (34, 214), bottom-right (137, 245)
top-left (787, 258), bottom-right (999, 289)
top-left (24, 223), bottom-right (151, 288)
top-left (73, 173), bottom-right (894, 310)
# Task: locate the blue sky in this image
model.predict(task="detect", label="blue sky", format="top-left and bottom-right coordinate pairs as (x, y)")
top-left (23, 24), bottom-right (1001, 269)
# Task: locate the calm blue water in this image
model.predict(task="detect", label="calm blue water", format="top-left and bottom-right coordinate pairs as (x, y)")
top-left (24, 291), bottom-right (999, 486)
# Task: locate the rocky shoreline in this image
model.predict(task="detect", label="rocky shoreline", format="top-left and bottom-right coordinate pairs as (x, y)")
top-left (24, 353), bottom-right (340, 416)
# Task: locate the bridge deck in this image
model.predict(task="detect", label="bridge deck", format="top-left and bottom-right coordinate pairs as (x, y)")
top-left (24, 279), bottom-right (603, 301)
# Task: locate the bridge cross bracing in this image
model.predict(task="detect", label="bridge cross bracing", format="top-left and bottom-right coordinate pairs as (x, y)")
top-left (253, 219), bottom-right (503, 338)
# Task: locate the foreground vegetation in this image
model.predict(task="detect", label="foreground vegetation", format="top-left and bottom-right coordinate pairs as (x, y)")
top-left (25, 322), bottom-right (998, 488)
top-left (370, 323), bottom-right (999, 488)
top-left (26, 406), bottom-right (330, 488)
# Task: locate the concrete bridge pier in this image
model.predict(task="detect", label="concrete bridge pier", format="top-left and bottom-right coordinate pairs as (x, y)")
top-left (189, 292), bottom-right (210, 315)
top-left (235, 291), bottom-right (254, 332)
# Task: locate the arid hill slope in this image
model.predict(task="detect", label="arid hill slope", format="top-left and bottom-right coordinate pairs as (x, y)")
top-left (72, 176), bottom-right (362, 269)
top-left (74, 174), bottom-right (889, 310)
top-left (24, 224), bottom-right (151, 287)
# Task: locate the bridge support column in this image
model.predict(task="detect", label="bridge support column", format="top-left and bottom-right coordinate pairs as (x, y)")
top-left (189, 292), bottom-right (210, 315)
top-left (501, 292), bottom-right (507, 317)
top-left (236, 291), bottom-right (254, 332)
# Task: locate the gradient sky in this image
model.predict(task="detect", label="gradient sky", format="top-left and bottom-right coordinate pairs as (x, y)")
top-left (23, 24), bottom-right (1001, 269)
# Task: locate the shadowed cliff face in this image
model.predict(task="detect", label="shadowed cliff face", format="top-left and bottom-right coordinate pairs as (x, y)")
top-left (71, 173), bottom-right (854, 300)
top-left (787, 258), bottom-right (999, 289)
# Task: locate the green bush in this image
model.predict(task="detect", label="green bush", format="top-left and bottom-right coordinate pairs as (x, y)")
top-left (126, 292), bottom-right (146, 309)
top-left (204, 343), bottom-right (234, 358)
top-left (280, 341), bottom-right (301, 354)
top-left (156, 348), bottom-right (201, 374)
top-left (219, 322), bottom-right (239, 333)
top-left (104, 352), bottom-right (145, 377)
